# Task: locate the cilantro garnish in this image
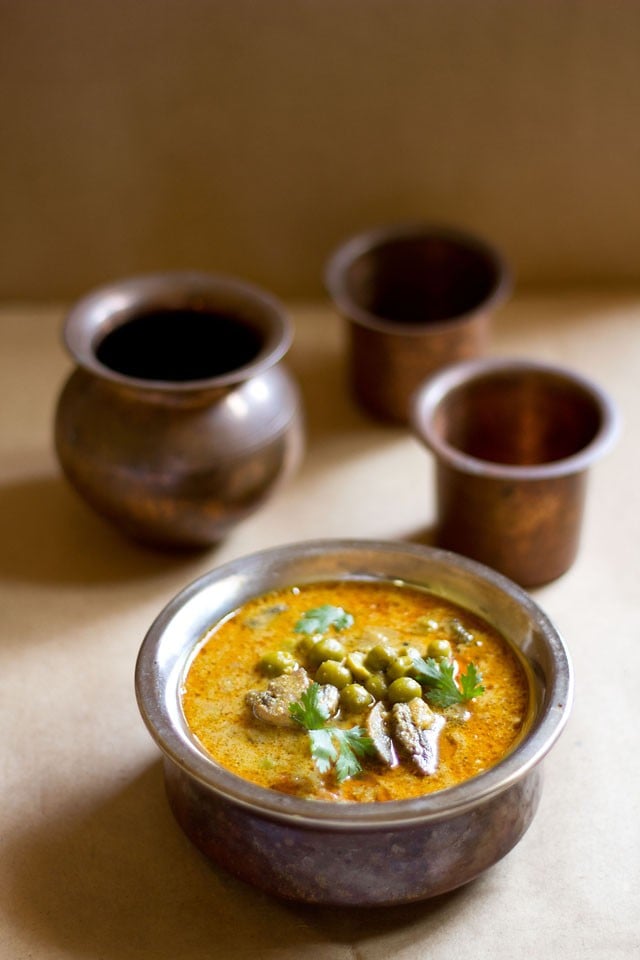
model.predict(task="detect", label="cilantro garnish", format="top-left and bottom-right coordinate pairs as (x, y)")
top-left (289, 683), bottom-right (375, 783)
top-left (289, 682), bottom-right (331, 729)
top-left (412, 656), bottom-right (484, 709)
top-left (333, 728), bottom-right (376, 782)
top-left (294, 604), bottom-right (354, 635)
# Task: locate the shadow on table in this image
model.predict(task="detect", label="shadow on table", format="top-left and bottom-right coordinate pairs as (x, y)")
top-left (0, 474), bottom-right (214, 585)
top-left (5, 761), bottom-right (477, 959)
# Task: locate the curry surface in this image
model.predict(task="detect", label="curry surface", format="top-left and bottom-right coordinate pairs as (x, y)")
top-left (181, 580), bottom-right (534, 802)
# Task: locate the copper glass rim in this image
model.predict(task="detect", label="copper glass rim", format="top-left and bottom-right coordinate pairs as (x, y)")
top-left (412, 356), bottom-right (620, 480)
top-left (324, 222), bottom-right (511, 335)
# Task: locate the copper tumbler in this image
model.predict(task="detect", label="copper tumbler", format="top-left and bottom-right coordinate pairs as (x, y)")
top-left (412, 358), bottom-right (619, 587)
top-left (325, 223), bottom-right (510, 423)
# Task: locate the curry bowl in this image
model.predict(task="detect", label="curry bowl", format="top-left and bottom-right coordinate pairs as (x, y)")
top-left (135, 539), bottom-right (572, 906)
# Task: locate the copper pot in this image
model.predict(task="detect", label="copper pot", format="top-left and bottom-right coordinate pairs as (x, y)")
top-left (325, 223), bottom-right (510, 423)
top-left (54, 271), bottom-right (304, 548)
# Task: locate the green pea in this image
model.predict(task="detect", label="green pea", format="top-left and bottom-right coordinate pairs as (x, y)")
top-left (364, 673), bottom-right (388, 701)
top-left (340, 683), bottom-right (375, 713)
top-left (400, 644), bottom-right (422, 660)
top-left (315, 660), bottom-right (352, 689)
top-left (308, 636), bottom-right (346, 666)
top-left (345, 650), bottom-right (371, 682)
top-left (296, 633), bottom-right (321, 656)
top-left (364, 642), bottom-right (397, 671)
top-left (388, 676), bottom-right (423, 703)
top-left (259, 650), bottom-right (299, 677)
top-left (427, 638), bottom-right (453, 661)
top-left (386, 655), bottom-right (415, 682)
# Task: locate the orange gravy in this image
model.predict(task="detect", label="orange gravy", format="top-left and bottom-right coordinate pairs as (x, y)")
top-left (182, 581), bottom-right (534, 802)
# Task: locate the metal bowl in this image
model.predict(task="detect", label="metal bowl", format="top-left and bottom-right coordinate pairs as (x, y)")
top-left (135, 539), bottom-right (572, 906)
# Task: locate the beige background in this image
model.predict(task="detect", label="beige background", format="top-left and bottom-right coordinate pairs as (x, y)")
top-left (2, 0), bottom-right (640, 300)
top-left (1, 293), bottom-right (639, 958)
top-left (2, 4), bottom-right (640, 957)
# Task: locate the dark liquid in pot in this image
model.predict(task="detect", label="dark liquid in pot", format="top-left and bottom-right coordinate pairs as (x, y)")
top-left (96, 309), bottom-right (264, 381)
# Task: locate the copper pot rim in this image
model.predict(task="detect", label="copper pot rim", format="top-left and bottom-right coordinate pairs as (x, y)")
top-left (135, 537), bottom-right (573, 832)
top-left (412, 356), bottom-right (620, 480)
top-left (324, 221), bottom-right (511, 336)
top-left (62, 270), bottom-right (293, 392)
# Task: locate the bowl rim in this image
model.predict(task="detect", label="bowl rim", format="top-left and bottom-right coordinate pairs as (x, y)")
top-left (412, 356), bottom-right (620, 480)
top-left (135, 538), bottom-right (573, 830)
top-left (324, 221), bottom-right (512, 336)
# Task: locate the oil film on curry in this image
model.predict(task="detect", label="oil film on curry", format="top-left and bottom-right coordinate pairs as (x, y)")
top-left (182, 578), bottom-right (535, 803)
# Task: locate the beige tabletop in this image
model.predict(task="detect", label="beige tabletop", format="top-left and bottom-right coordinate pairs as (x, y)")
top-left (1, 293), bottom-right (638, 958)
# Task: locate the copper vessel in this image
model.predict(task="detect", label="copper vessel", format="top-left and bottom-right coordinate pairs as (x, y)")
top-left (54, 271), bottom-right (304, 548)
top-left (325, 223), bottom-right (510, 423)
top-left (135, 539), bottom-right (572, 905)
top-left (412, 358), bottom-right (619, 586)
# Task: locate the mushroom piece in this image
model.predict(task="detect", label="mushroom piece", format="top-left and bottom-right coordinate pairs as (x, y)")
top-left (246, 668), bottom-right (312, 727)
top-left (246, 669), bottom-right (340, 727)
top-left (365, 701), bottom-right (399, 768)
top-left (391, 698), bottom-right (445, 775)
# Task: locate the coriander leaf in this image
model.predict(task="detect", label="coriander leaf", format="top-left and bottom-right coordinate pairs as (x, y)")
top-left (289, 683), bottom-right (331, 730)
top-left (294, 604), bottom-right (354, 635)
top-left (308, 729), bottom-right (337, 774)
top-left (412, 656), bottom-right (484, 709)
top-left (412, 655), bottom-right (446, 686)
top-left (335, 726), bottom-right (375, 759)
top-left (289, 684), bottom-right (374, 782)
top-left (332, 728), bottom-right (376, 783)
top-left (414, 657), bottom-right (462, 708)
top-left (458, 661), bottom-right (485, 700)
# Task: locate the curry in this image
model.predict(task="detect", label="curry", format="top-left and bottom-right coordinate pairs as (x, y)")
top-left (181, 579), bottom-right (534, 803)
